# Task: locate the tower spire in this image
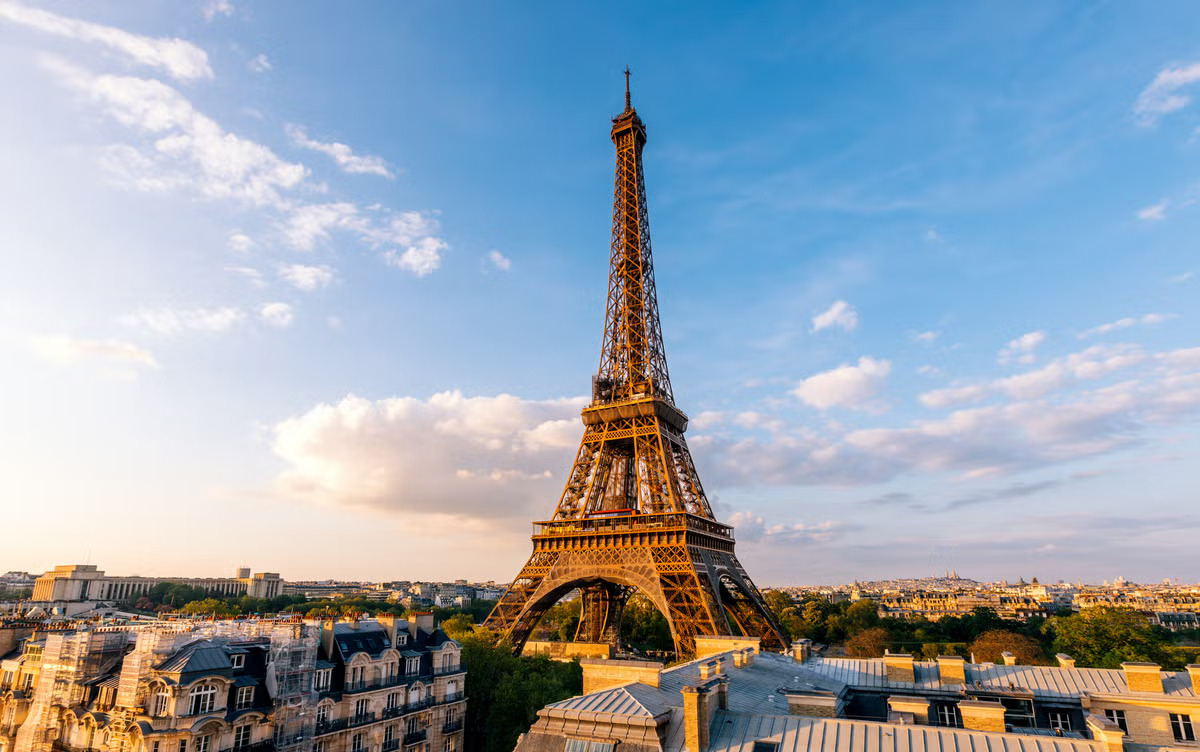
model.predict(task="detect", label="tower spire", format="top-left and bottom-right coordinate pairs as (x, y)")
top-left (624, 66), bottom-right (631, 111)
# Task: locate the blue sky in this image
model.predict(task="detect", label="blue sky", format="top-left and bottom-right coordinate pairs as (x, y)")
top-left (1, 1), bottom-right (1198, 585)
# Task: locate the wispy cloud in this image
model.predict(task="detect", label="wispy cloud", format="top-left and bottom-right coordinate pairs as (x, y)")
top-left (119, 306), bottom-right (244, 335)
top-left (248, 53), bottom-right (272, 73)
top-left (259, 302), bottom-right (294, 328)
top-left (30, 335), bottom-right (158, 369)
top-left (1137, 200), bottom-right (1167, 222)
top-left (286, 123), bottom-right (393, 178)
top-left (1135, 61), bottom-right (1200, 125)
top-left (1079, 312), bottom-right (1175, 339)
top-left (384, 237), bottom-right (446, 277)
top-left (279, 264), bottom-right (334, 292)
top-left (487, 250), bottom-right (512, 271)
top-left (0, 0), bottom-right (212, 81)
top-left (910, 330), bottom-right (939, 344)
top-left (201, 0), bottom-right (234, 22)
top-left (997, 330), bottom-right (1045, 365)
top-left (811, 300), bottom-right (858, 333)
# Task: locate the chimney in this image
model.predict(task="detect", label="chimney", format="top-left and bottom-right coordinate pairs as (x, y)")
top-left (734, 648), bottom-right (755, 669)
top-left (937, 655), bottom-right (965, 686)
top-left (1188, 665), bottom-right (1200, 692)
top-left (1001, 652), bottom-right (1018, 666)
top-left (887, 695), bottom-right (930, 725)
top-left (883, 651), bottom-right (915, 683)
top-left (699, 660), bottom-right (719, 680)
top-left (1122, 662), bottom-right (1163, 693)
top-left (957, 699), bottom-right (1007, 732)
top-left (579, 658), bottom-right (662, 694)
top-left (408, 611), bottom-right (435, 638)
top-left (792, 639), bottom-right (812, 663)
top-left (1056, 653), bottom-right (1075, 668)
top-left (682, 677), bottom-right (726, 752)
top-left (1086, 713), bottom-right (1126, 752)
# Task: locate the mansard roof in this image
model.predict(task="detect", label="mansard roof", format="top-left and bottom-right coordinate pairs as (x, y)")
top-left (155, 640), bottom-right (233, 675)
top-left (333, 622), bottom-right (391, 659)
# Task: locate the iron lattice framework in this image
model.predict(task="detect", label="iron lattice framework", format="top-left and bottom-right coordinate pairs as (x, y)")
top-left (484, 73), bottom-right (788, 657)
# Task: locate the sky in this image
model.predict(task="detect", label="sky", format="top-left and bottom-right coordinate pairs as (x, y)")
top-left (1, 1), bottom-right (1198, 587)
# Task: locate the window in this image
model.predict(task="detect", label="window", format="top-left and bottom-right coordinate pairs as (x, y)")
top-left (236, 685), bottom-right (255, 709)
top-left (384, 726), bottom-right (394, 745)
top-left (396, 635), bottom-right (406, 646)
top-left (152, 688), bottom-right (170, 717)
top-left (1104, 709), bottom-right (1128, 733)
top-left (234, 726), bottom-right (252, 750)
top-left (406, 657), bottom-right (420, 676)
top-left (351, 734), bottom-right (364, 752)
top-left (231, 654), bottom-right (245, 670)
top-left (151, 742), bottom-right (160, 752)
top-left (354, 699), bottom-right (369, 720)
top-left (1048, 711), bottom-right (1071, 732)
top-left (443, 739), bottom-right (455, 752)
top-left (937, 705), bottom-right (960, 728)
top-left (179, 740), bottom-right (187, 752)
top-left (314, 742), bottom-right (326, 752)
top-left (409, 686), bottom-right (422, 706)
top-left (386, 693), bottom-right (399, 710)
top-left (315, 670), bottom-right (331, 692)
top-left (406, 717), bottom-right (419, 735)
top-left (1171, 713), bottom-right (1196, 743)
top-left (316, 705), bottom-right (330, 725)
top-left (750, 744), bottom-right (778, 752)
top-left (445, 708), bottom-right (457, 724)
top-left (188, 684), bottom-right (217, 715)
top-left (441, 654), bottom-right (453, 672)
top-left (194, 736), bottom-right (210, 752)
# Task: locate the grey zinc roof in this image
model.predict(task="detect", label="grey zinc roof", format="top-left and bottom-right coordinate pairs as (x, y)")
top-left (803, 658), bottom-right (1198, 700)
top-left (707, 713), bottom-right (1104, 752)
top-left (155, 641), bottom-right (231, 674)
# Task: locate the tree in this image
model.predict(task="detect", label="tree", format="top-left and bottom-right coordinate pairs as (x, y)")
top-left (1046, 607), bottom-right (1173, 668)
top-left (845, 599), bottom-right (880, 633)
top-left (845, 627), bottom-right (891, 658)
top-left (968, 630), bottom-right (1047, 665)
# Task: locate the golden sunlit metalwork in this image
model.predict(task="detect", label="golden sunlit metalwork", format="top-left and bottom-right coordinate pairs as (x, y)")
top-left (484, 72), bottom-right (788, 657)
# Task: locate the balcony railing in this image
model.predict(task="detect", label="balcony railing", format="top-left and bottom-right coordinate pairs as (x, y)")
top-left (382, 740), bottom-right (400, 752)
top-left (532, 512), bottom-right (732, 540)
top-left (315, 719), bottom-right (349, 736)
top-left (219, 741), bottom-right (276, 752)
top-left (438, 691), bottom-right (466, 705)
top-left (442, 719), bottom-right (464, 734)
top-left (433, 665), bottom-right (463, 676)
top-left (403, 730), bottom-right (426, 746)
top-left (344, 676), bottom-right (408, 693)
top-left (350, 712), bottom-right (377, 728)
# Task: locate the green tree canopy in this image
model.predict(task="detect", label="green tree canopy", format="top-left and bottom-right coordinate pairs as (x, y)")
top-left (968, 629), bottom-right (1047, 665)
top-left (1046, 607), bottom-right (1173, 668)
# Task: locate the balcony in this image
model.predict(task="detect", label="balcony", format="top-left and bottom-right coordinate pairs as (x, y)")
top-left (442, 719), bottom-right (464, 734)
top-left (438, 691), bottom-right (466, 706)
top-left (382, 740), bottom-right (400, 752)
top-left (315, 719), bottom-right (348, 736)
top-left (403, 730), bottom-right (426, 746)
top-left (344, 676), bottom-right (408, 693)
top-left (219, 741), bottom-right (276, 752)
top-left (433, 665), bottom-right (464, 676)
top-left (350, 712), bottom-right (377, 728)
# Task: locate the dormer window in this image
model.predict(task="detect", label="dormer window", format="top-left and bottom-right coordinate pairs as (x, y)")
top-left (151, 687), bottom-right (170, 717)
top-left (396, 634), bottom-right (406, 646)
top-left (231, 654), bottom-right (245, 670)
top-left (314, 669), bottom-right (331, 692)
top-left (405, 657), bottom-right (420, 675)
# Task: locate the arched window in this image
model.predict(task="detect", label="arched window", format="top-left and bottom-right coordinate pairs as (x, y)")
top-left (152, 687), bottom-right (170, 717)
top-left (188, 684), bottom-right (217, 715)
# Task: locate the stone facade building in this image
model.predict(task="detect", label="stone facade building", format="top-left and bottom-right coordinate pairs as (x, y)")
top-left (30, 566), bottom-right (282, 604)
top-left (0, 615), bottom-right (463, 752)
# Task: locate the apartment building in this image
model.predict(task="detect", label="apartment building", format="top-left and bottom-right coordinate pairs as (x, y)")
top-left (30, 566), bottom-right (282, 604)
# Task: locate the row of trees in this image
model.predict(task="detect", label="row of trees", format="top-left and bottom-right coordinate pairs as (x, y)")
top-left (766, 592), bottom-right (1200, 669)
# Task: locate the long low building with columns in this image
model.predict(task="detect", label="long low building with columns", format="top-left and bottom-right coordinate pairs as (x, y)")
top-left (30, 565), bottom-right (283, 604)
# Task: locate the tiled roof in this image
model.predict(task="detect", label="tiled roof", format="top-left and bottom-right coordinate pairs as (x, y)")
top-left (155, 641), bottom-right (231, 674)
top-left (333, 623), bottom-right (391, 659)
top-left (803, 658), bottom-right (1198, 700)
top-left (707, 713), bottom-right (1104, 752)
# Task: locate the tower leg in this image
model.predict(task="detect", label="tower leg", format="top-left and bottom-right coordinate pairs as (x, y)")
top-left (574, 583), bottom-right (630, 647)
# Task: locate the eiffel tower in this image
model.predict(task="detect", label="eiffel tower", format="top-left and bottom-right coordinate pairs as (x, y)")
top-left (484, 72), bottom-right (789, 657)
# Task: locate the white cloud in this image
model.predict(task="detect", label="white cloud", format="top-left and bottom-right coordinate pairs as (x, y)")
top-left (911, 330), bottom-right (939, 344)
top-left (228, 232), bottom-right (255, 252)
top-left (31, 335), bottom-right (158, 369)
top-left (1137, 201), bottom-right (1167, 222)
top-left (811, 300), bottom-right (858, 333)
top-left (279, 264), bottom-right (334, 292)
top-left (248, 53), bottom-right (272, 73)
top-left (280, 202), bottom-right (361, 250)
top-left (224, 266), bottom-right (265, 287)
top-left (1079, 312), bottom-right (1176, 339)
top-left (997, 330), bottom-right (1046, 365)
top-left (259, 302), bottom-right (294, 328)
top-left (1166, 271), bottom-right (1194, 285)
top-left (201, 0), bottom-right (234, 22)
top-left (119, 306), bottom-right (244, 335)
top-left (726, 511), bottom-right (842, 543)
top-left (271, 392), bottom-right (585, 520)
top-left (1135, 62), bottom-right (1200, 125)
top-left (384, 237), bottom-right (446, 277)
top-left (792, 356), bottom-right (890, 411)
top-left (286, 123), bottom-right (393, 178)
top-left (488, 250), bottom-right (512, 271)
top-left (0, 1), bottom-right (212, 81)
top-left (44, 59), bottom-right (308, 207)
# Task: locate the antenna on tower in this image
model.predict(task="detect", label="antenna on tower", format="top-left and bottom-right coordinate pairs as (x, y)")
top-left (624, 66), bottom-right (632, 110)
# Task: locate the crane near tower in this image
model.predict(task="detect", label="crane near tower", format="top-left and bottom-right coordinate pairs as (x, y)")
top-left (483, 73), bottom-right (789, 657)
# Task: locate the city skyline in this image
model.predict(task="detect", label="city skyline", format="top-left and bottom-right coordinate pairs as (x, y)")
top-left (2, 1), bottom-right (1198, 585)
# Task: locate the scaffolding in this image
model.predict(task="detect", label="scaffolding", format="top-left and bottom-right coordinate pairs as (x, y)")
top-left (264, 624), bottom-right (318, 752)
